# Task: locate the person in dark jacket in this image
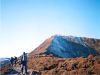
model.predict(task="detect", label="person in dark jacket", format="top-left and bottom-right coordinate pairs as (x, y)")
top-left (21, 52), bottom-right (27, 74)
top-left (14, 56), bottom-right (17, 67)
top-left (10, 57), bottom-right (14, 67)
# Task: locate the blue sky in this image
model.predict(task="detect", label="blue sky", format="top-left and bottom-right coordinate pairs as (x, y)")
top-left (0, 0), bottom-right (100, 57)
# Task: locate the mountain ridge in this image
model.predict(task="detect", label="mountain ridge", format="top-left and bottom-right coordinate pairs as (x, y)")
top-left (29, 35), bottom-right (100, 58)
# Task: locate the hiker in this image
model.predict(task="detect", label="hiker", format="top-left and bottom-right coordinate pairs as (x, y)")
top-left (14, 56), bottom-right (17, 67)
top-left (10, 57), bottom-right (14, 67)
top-left (21, 52), bottom-right (28, 74)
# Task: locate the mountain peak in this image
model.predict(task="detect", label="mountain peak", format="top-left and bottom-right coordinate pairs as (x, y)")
top-left (29, 35), bottom-right (100, 58)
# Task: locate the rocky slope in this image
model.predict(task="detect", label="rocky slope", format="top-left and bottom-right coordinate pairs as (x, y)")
top-left (29, 35), bottom-right (100, 58)
top-left (28, 55), bottom-right (100, 75)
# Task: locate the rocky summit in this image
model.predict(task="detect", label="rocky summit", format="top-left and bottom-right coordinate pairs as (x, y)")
top-left (30, 35), bottom-right (100, 58)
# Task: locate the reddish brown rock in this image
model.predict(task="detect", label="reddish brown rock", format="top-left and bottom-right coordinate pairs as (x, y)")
top-left (27, 55), bottom-right (100, 75)
top-left (0, 64), bottom-right (11, 75)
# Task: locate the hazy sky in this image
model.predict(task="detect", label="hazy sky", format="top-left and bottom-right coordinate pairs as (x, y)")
top-left (0, 0), bottom-right (100, 57)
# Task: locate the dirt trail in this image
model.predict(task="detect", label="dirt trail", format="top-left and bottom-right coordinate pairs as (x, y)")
top-left (4, 67), bottom-right (32, 75)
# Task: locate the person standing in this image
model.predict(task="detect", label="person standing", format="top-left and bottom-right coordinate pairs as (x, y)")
top-left (10, 57), bottom-right (14, 67)
top-left (21, 52), bottom-right (27, 74)
top-left (14, 56), bottom-right (17, 67)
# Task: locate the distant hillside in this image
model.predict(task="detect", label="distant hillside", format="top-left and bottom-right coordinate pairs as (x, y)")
top-left (0, 58), bottom-right (11, 75)
top-left (0, 58), bottom-right (10, 68)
